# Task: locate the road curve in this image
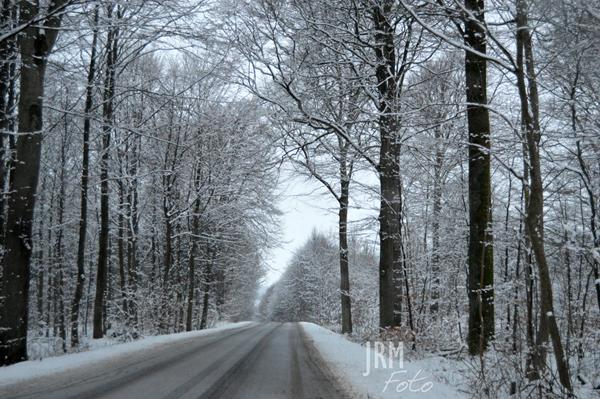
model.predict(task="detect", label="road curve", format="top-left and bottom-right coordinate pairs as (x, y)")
top-left (0, 322), bottom-right (346, 399)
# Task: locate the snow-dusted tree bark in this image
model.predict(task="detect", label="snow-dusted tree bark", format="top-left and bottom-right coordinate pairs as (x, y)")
top-left (0, 0), bottom-right (70, 366)
top-left (371, 0), bottom-right (404, 329)
top-left (93, 5), bottom-right (119, 339)
top-left (463, 0), bottom-right (495, 356)
top-left (0, 0), bottom-right (17, 240)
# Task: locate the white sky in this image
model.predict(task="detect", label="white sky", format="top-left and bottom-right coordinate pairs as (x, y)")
top-left (262, 166), bottom-right (379, 289)
top-left (264, 173), bottom-right (337, 287)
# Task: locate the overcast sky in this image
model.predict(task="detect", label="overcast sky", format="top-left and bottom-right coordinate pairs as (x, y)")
top-left (263, 166), bottom-right (379, 288)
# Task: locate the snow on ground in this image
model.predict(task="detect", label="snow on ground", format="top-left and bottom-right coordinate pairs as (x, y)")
top-left (301, 322), bottom-right (468, 399)
top-left (0, 322), bottom-right (254, 387)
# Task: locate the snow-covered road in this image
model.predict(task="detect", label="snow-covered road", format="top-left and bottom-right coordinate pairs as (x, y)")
top-left (0, 323), bottom-right (345, 399)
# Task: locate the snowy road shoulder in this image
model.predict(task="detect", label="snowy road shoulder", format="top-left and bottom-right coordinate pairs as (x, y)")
top-left (300, 322), bottom-right (467, 399)
top-left (0, 322), bottom-right (254, 387)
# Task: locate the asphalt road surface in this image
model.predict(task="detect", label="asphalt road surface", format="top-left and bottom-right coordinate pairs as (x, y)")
top-left (0, 323), bottom-right (346, 399)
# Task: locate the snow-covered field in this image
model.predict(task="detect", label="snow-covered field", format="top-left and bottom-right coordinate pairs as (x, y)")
top-left (0, 322), bottom-right (253, 387)
top-left (301, 322), bottom-right (467, 399)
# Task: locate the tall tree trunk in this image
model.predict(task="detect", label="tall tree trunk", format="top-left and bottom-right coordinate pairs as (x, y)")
top-left (94, 9), bottom-right (118, 339)
top-left (464, 0), bottom-right (495, 355)
top-left (0, 0), bottom-right (67, 366)
top-left (339, 168), bottom-right (353, 334)
top-left (0, 0), bottom-right (16, 242)
top-left (373, 0), bottom-right (402, 329)
top-left (337, 138), bottom-right (353, 334)
top-left (71, 7), bottom-right (99, 347)
top-left (515, 0), bottom-right (571, 391)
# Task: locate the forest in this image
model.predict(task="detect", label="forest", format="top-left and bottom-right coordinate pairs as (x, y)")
top-left (0, 0), bottom-right (599, 398)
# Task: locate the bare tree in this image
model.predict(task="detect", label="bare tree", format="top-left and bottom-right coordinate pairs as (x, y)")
top-left (0, 0), bottom-right (71, 366)
top-left (463, 0), bottom-right (495, 356)
top-left (93, 3), bottom-right (119, 339)
top-left (71, 5), bottom-right (99, 348)
top-left (515, 0), bottom-right (571, 390)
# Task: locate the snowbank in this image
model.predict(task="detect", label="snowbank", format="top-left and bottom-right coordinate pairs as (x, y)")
top-left (301, 322), bottom-right (467, 399)
top-left (0, 322), bottom-right (254, 387)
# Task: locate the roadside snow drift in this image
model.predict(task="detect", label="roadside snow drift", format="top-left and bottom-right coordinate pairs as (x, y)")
top-left (301, 322), bottom-right (466, 399)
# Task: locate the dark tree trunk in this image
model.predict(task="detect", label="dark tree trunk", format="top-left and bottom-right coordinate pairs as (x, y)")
top-left (464, 0), bottom-right (495, 355)
top-left (0, 0), bottom-right (67, 366)
top-left (0, 0), bottom-right (16, 242)
top-left (71, 7), bottom-right (99, 347)
top-left (94, 11), bottom-right (118, 339)
top-left (332, 136), bottom-right (353, 334)
top-left (339, 169), bottom-right (352, 334)
top-left (372, 0), bottom-right (402, 329)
